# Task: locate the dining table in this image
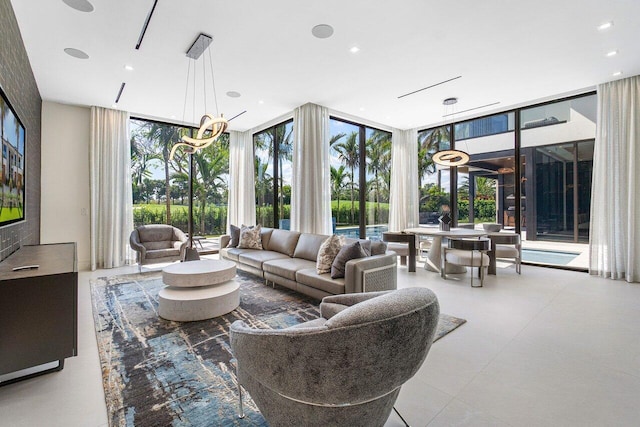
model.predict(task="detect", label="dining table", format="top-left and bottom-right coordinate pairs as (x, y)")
top-left (403, 227), bottom-right (489, 274)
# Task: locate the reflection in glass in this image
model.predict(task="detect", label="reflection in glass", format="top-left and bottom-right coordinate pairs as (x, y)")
top-left (418, 126), bottom-right (451, 225)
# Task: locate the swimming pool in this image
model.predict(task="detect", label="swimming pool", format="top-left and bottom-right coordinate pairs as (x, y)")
top-left (521, 249), bottom-right (579, 265)
top-left (335, 225), bottom-right (389, 240)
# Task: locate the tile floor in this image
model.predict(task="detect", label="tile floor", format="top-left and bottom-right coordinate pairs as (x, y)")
top-left (2, 256), bottom-right (640, 426)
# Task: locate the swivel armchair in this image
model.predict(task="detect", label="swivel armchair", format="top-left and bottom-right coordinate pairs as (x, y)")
top-left (230, 288), bottom-right (440, 427)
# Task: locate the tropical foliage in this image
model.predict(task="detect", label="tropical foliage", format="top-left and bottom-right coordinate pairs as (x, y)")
top-left (130, 119), bottom-right (229, 235)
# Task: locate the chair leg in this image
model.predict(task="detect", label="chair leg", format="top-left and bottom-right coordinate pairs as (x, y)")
top-left (393, 406), bottom-right (411, 427)
top-left (235, 362), bottom-right (245, 419)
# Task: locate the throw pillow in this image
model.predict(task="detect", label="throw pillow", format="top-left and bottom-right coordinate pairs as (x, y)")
top-left (316, 234), bottom-right (345, 274)
top-left (238, 224), bottom-right (263, 249)
top-left (227, 224), bottom-right (241, 248)
top-left (331, 241), bottom-right (366, 279)
top-left (370, 241), bottom-right (387, 255)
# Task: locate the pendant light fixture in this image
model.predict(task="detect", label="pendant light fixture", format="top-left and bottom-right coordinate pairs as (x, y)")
top-left (170, 33), bottom-right (228, 161)
top-left (432, 97), bottom-right (470, 167)
top-left (169, 33), bottom-right (228, 261)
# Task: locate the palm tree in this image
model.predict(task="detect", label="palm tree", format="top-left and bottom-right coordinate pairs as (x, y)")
top-left (139, 122), bottom-right (181, 223)
top-left (276, 124), bottom-right (293, 221)
top-left (418, 126), bottom-right (450, 191)
top-left (191, 141), bottom-right (229, 233)
top-left (330, 165), bottom-right (348, 223)
top-left (332, 131), bottom-right (359, 224)
top-left (366, 130), bottom-right (392, 221)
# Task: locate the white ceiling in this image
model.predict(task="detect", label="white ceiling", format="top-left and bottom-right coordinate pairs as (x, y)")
top-left (11, 0), bottom-right (640, 132)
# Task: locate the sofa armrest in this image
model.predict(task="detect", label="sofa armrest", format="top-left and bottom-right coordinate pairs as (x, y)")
top-left (129, 230), bottom-right (146, 260)
top-left (220, 234), bottom-right (230, 249)
top-left (344, 254), bottom-right (397, 294)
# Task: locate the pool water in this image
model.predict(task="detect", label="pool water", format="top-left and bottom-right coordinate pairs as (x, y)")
top-left (521, 249), bottom-right (579, 265)
top-left (335, 225), bottom-right (389, 240)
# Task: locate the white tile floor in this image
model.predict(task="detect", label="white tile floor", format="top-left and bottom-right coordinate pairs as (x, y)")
top-left (2, 256), bottom-right (640, 427)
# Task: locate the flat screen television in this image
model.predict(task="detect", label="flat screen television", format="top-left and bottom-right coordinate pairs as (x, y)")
top-left (0, 85), bottom-right (26, 227)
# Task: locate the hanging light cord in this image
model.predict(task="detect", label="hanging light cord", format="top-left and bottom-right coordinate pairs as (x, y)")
top-left (181, 59), bottom-right (192, 126)
top-left (207, 45), bottom-right (220, 117)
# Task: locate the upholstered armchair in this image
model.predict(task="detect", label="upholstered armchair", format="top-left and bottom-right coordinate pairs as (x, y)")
top-left (230, 288), bottom-right (440, 427)
top-left (129, 224), bottom-right (188, 271)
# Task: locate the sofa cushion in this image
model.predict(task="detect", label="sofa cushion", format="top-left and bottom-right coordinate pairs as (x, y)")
top-left (268, 229), bottom-right (301, 256)
top-left (137, 224), bottom-right (175, 243)
top-left (143, 241), bottom-right (172, 250)
top-left (227, 224), bottom-right (241, 248)
top-left (238, 225), bottom-right (263, 249)
top-left (221, 247), bottom-right (255, 261)
top-left (370, 241), bottom-right (388, 256)
top-left (296, 268), bottom-right (346, 295)
top-left (293, 233), bottom-right (330, 262)
top-left (331, 241), bottom-right (366, 279)
top-left (145, 248), bottom-right (180, 259)
top-left (263, 258), bottom-right (317, 281)
top-left (261, 227), bottom-right (274, 249)
top-left (316, 234), bottom-right (345, 274)
top-left (239, 250), bottom-right (289, 269)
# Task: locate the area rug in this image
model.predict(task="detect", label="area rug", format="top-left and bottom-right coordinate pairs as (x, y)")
top-left (91, 271), bottom-right (466, 427)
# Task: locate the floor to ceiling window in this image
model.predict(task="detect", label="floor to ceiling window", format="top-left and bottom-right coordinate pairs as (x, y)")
top-left (130, 118), bottom-right (230, 236)
top-left (330, 118), bottom-right (391, 239)
top-left (253, 120), bottom-right (293, 228)
top-left (417, 93), bottom-right (595, 269)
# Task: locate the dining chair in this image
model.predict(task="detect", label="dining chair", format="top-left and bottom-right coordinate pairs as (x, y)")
top-left (442, 238), bottom-right (491, 287)
top-left (491, 233), bottom-right (521, 274)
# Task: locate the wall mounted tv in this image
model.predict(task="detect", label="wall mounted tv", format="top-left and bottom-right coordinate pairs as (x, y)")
top-left (0, 86), bottom-right (26, 227)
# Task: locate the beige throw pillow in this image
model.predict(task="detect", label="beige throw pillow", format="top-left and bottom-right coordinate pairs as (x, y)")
top-left (316, 234), bottom-right (345, 274)
top-left (238, 224), bottom-right (263, 249)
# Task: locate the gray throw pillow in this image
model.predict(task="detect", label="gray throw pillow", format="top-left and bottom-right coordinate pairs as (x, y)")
top-left (370, 241), bottom-right (387, 255)
top-left (227, 224), bottom-right (240, 248)
top-left (331, 241), bottom-right (366, 279)
top-left (316, 234), bottom-right (345, 274)
top-left (238, 225), bottom-right (263, 249)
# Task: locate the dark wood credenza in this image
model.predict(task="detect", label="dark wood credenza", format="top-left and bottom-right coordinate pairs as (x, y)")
top-left (0, 243), bottom-right (78, 386)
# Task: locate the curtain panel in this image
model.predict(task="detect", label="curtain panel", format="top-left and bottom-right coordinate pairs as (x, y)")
top-left (590, 75), bottom-right (640, 282)
top-left (291, 103), bottom-right (332, 234)
top-left (227, 130), bottom-right (256, 231)
top-left (389, 128), bottom-right (419, 231)
top-left (89, 106), bottom-right (134, 270)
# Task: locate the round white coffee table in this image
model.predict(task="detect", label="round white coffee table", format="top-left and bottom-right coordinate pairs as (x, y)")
top-left (159, 259), bottom-right (239, 321)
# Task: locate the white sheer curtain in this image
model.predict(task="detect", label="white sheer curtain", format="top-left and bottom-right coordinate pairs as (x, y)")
top-left (227, 130), bottom-right (256, 230)
top-left (291, 103), bottom-right (332, 234)
top-left (590, 75), bottom-right (640, 282)
top-left (89, 106), bottom-right (134, 270)
top-left (388, 128), bottom-right (419, 231)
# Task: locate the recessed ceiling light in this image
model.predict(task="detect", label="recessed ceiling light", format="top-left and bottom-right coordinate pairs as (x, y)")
top-left (613, 71), bottom-right (623, 76)
top-left (359, 107), bottom-right (365, 111)
top-left (170, 115), bottom-right (176, 119)
top-left (111, 103), bottom-right (117, 108)
top-left (597, 21), bottom-right (613, 31)
top-left (258, 100), bottom-right (264, 104)
top-left (606, 50), bottom-right (618, 57)
top-left (350, 46), bottom-right (360, 53)
top-left (311, 24), bottom-right (334, 39)
top-left (64, 47), bottom-right (89, 59)
top-left (124, 65), bottom-right (134, 71)
top-left (226, 91), bottom-right (241, 98)
top-left (62, 0), bottom-right (94, 12)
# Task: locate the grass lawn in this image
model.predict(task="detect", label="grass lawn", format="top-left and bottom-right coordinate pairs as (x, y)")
top-left (133, 203), bottom-right (189, 214)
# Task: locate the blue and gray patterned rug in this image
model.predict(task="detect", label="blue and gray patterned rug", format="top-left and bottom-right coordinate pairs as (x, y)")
top-left (90, 270), bottom-right (465, 427)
